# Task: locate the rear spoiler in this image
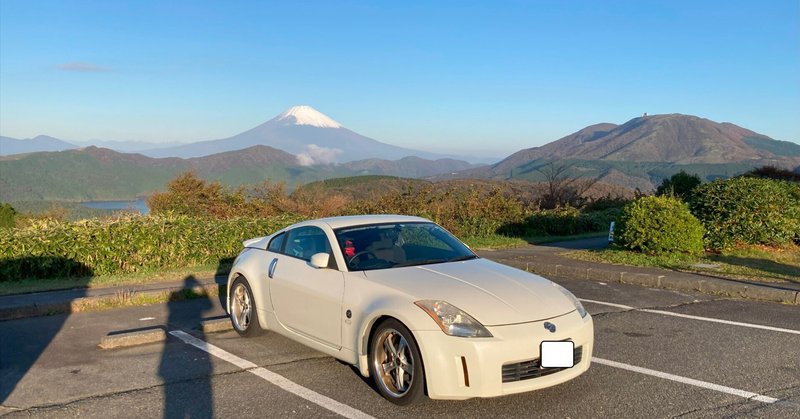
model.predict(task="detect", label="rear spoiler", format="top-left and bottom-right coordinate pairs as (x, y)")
top-left (243, 237), bottom-right (264, 248)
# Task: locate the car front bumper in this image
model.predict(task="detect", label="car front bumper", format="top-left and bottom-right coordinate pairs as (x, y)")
top-left (414, 310), bottom-right (593, 400)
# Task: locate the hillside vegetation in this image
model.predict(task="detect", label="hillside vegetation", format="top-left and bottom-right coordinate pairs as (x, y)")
top-left (2, 172), bottom-right (627, 281)
top-left (0, 146), bottom-right (477, 201)
top-left (0, 214), bottom-right (300, 281)
top-left (569, 170), bottom-right (800, 283)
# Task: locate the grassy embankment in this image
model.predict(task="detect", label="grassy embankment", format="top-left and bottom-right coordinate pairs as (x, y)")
top-left (566, 244), bottom-right (800, 284)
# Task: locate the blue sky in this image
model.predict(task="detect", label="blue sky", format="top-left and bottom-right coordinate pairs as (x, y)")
top-left (1, 0), bottom-right (798, 155)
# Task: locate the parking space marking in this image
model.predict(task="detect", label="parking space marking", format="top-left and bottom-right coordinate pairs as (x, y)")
top-left (580, 298), bottom-right (800, 335)
top-left (170, 330), bottom-right (375, 419)
top-left (592, 357), bottom-right (779, 403)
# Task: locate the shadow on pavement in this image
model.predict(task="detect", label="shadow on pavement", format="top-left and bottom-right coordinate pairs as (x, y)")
top-left (158, 275), bottom-right (214, 418)
top-left (0, 258), bottom-right (91, 404)
top-left (215, 257), bottom-right (234, 313)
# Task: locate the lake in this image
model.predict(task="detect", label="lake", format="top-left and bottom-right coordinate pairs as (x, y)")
top-left (81, 198), bottom-right (150, 215)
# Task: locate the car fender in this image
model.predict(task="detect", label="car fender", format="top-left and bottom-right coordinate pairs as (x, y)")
top-left (353, 295), bottom-right (438, 377)
top-left (226, 248), bottom-right (274, 327)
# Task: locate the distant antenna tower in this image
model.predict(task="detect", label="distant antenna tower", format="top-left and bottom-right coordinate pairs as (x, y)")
top-left (643, 112), bottom-right (648, 117)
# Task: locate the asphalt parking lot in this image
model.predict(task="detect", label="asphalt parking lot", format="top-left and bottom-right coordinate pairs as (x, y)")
top-left (2, 274), bottom-right (799, 418)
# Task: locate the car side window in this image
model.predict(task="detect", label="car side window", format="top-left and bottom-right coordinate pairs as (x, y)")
top-left (283, 226), bottom-right (332, 262)
top-left (268, 232), bottom-right (285, 253)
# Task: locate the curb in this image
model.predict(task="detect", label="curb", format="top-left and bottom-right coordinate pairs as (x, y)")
top-left (99, 327), bottom-right (166, 349)
top-left (199, 317), bottom-right (233, 333)
top-left (99, 318), bottom-right (232, 350)
top-left (0, 283), bottom-right (223, 322)
top-left (504, 260), bottom-right (799, 305)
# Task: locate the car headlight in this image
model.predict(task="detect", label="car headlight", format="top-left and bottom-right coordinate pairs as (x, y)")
top-left (552, 282), bottom-right (588, 318)
top-left (415, 300), bottom-right (493, 337)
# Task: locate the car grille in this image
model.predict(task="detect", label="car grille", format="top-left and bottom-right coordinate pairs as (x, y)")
top-left (501, 346), bottom-right (583, 383)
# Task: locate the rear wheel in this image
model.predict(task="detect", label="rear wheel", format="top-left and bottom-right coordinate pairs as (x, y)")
top-left (369, 318), bottom-right (425, 405)
top-left (230, 276), bottom-right (262, 337)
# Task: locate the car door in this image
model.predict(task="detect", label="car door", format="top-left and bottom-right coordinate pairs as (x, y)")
top-left (268, 225), bottom-right (344, 348)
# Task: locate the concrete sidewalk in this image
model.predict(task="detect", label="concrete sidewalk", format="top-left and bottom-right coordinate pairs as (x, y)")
top-left (478, 237), bottom-right (800, 305)
top-left (1, 239), bottom-right (797, 321)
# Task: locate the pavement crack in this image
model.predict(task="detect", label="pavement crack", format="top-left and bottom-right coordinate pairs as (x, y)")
top-left (672, 406), bottom-right (705, 417)
top-left (2, 356), bottom-right (335, 415)
top-left (0, 404), bottom-right (24, 416)
top-left (3, 370), bottom-right (252, 414)
top-left (257, 355), bottom-right (331, 369)
top-left (643, 298), bottom-right (728, 311)
top-left (589, 297), bottom-right (728, 318)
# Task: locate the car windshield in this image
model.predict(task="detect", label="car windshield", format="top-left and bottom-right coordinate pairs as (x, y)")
top-left (334, 222), bottom-right (477, 271)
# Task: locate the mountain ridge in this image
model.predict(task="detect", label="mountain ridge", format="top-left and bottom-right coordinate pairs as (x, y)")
top-left (441, 113), bottom-right (800, 190)
top-left (0, 135), bottom-right (78, 155)
top-left (141, 105), bottom-right (452, 162)
top-left (0, 145), bottom-right (479, 201)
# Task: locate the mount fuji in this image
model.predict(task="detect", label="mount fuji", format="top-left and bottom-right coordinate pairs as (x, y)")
top-left (143, 105), bottom-right (447, 163)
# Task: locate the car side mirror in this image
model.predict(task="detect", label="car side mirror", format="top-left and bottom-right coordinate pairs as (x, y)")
top-left (310, 253), bottom-right (330, 269)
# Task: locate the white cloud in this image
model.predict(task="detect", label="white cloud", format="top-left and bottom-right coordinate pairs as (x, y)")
top-left (296, 144), bottom-right (342, 166)
top-left (56, 62), bottom-right (111, 72)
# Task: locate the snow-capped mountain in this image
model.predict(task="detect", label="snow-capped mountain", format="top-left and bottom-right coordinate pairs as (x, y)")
top-left (275, 105), bottom-right (342, 128)
top-left (142, 105), bottom-right (446, 163)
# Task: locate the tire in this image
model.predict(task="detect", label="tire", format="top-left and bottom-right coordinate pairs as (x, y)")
top-left (369, 318), bottom-right (425, 405)
top-left (229, 276), bottom-right (262, 337)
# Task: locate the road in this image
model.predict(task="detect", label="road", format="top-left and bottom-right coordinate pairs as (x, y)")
top-left (2, 274), bottom-right (799, 418)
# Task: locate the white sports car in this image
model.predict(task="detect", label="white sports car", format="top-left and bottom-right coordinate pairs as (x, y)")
top-left (227, 215), bottom-right (593, 404)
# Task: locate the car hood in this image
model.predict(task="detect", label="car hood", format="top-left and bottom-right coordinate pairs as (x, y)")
top-left (363, 258), bottom-right (575, 326)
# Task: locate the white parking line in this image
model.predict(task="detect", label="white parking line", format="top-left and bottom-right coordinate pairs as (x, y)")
top-left (579, 298), bottom-right (800, 335)
top-left (170, 330), bottom-right (375, 419)
top-left (592, 357), bottom-right (779, 403)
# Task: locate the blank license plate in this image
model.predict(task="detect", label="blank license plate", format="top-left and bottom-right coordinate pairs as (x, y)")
top-left (540, 341), bottom-right (575, 368)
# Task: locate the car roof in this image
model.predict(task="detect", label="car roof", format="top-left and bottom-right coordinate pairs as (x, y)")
top-left (307, 214), bottom-right (431, 230)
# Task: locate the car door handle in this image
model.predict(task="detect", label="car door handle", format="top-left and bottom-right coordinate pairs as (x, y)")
top-left (268, 258), bottom-right (278, 278)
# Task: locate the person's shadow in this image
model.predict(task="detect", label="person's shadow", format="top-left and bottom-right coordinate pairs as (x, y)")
top-left (158, 275), bottom-right (214, 418)
top-left (0, 257), bottom-right (91, 405)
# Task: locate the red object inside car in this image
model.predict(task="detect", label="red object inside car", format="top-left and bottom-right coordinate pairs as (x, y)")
top-left (344, 240), bottom-right (355, 257)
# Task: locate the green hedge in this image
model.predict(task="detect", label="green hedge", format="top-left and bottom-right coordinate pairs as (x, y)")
top-left (0, 214), bottom-right (301, 281)
top-left (615, 196), bottom-right (704, 255)
top-left (690, 177), bottom-right (800, 249)
top-left (501, 207), bottom-right (620, 237)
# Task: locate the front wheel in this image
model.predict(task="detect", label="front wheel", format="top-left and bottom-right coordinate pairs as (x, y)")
top-left (369, 318), bottom-right (425, 405)
top-left (230, 276), bottom-right (262, 337)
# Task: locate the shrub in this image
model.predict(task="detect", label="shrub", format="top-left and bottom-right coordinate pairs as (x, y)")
top-left (583, 196), bottom-right (631, 212)
top-left (501, 207), bottom-right (620, 237)
top-left (346, 184), bottom-right (527, 238)
top-left (615, 196), bottom-right (704, 255)
top-left (690, 177), bottom-right (800, 249)
top-left (149, 172), bottom-right (350, 218)
top-left (655, 171), bottom-right (702, 200)
top-left (0, 203), bottom-right (16, 229)
top-left (0, 214), bottom-right (301, 281)
top-left (148, 172), bottom-right (253, 218)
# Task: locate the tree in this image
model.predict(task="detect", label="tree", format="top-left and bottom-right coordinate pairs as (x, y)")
top-left (148, 171), bottom-right (241, 218)
top-left (0, 203), bottom-right (16, 229)
top-left (535, 162), bottom-right (598, 209)
top-left (655, 171), bottom-right (701, 200)
top-left (743, 165), bottom-right (800, 182)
